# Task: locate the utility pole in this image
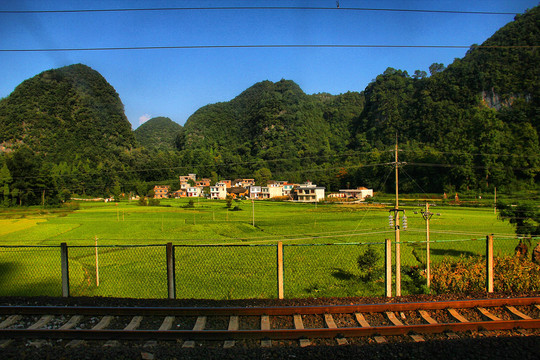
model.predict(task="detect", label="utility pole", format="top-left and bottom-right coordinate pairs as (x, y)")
top-left (394, 135), bottom-right (401, 297)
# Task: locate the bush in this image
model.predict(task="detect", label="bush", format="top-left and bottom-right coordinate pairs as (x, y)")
top-left (430, 255), bottom-right (540, 294)
top-left (137, 197), bottom-right (147, 206)
top-left (356, 246), bottom-right (381, 281)
top-left (148, 198), bottom-right (160, 206)
top-left (183, 199), bottom-right (195, 208)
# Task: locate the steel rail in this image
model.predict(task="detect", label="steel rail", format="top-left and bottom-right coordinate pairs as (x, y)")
top-left (0, 297), bottom-right (538, 316)
top-left (1, 319), bottom-right (539, 341)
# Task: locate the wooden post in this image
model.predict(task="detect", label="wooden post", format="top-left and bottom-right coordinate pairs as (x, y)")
top-left (166, 242), bottom-right (176, 299)
top-left (486, 235), bottom-right (494, 293)
top-left (60, 242), bottom-right (69, 297)
top-left (252, 200), bottom-right (255, 227)
top-left (385, 238), bottom-right (392, 298)
top-left (277, 242), bottom-right (284, 299)
top-left (95, 236), bottom-right (99, 287)
top-left (494, 187), bottom-right (497, 214)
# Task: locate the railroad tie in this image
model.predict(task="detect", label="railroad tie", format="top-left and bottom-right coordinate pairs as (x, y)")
top-left (1, 315), bottom-right (53, 349)
top-left (0, 315), bottom-right (22, 330)
top-left (293, 314), bottom-right (311, 347)
top-left (505, 306), bottom-right (532, 335)
top-left (446, 309), bottom-right (467, 339)
top-left (385, 312), bottom-right (424, 342)
top-left (505, 306), bottom-right (532, 320)
top-left (182, 316), bottom-right (206, 348)
top-left (477, 307), bottom-right (501, 321)
top-left (324, 314), bottom-right (348, 345)
top-left (223, 315), bottom-right (239, 349)
top-left (67, 315), bottom-right (113, 348)
top-left (144, 316), bottom-right (175, 348)
top-left (261, 315), bottom-right (272, 347)
top-left (418, 310), bottom-right (458, 339)
top-left (31, 315), bottom-right (83, 348)
top-left (354, 312), bottom-right (385, 344)
top-left (104, 316), bottom-right (143, 347)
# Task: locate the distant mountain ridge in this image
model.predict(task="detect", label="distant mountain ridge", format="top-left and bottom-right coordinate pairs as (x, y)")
top-left (0, 64), bottom-right (136, 162)
top-left (135, 117), bottom-right (182, 151)
top-left (0, 6), bottom-right (538, 204)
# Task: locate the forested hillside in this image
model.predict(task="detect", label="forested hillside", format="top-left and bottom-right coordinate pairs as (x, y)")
top-left (135, 117), bottom-right (182, 151)
top-left (0, 6), bottom-right (538, 206)
top-left (0, 64), bottom-right (136, 160)
top-left (176, 6), bottom-right (540, 193)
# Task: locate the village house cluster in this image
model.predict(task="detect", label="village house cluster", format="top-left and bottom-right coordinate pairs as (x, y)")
top-left (152, 174), bottom-right (373, 202)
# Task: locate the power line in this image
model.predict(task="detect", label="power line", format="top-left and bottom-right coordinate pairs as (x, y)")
top-left (1, 44), bottom-right (537, 52)
top-left (0, 6), bottom-right (522, 15)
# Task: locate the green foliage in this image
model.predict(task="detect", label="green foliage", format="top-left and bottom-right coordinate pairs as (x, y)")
top-left (134, 117), bottom-right (182, 151)
top-left (356, 245), bottom-right (381, 281)
top-left (184, 199), bottom-right (195, 208)
top-left (148, 198), bottom-right (160, 206)
top-left (430, 255), bottom-right (540, 293)
top-left (497, 201), bottom-right (540, 236)
top-left (0, 7), bottom-right (539, 202)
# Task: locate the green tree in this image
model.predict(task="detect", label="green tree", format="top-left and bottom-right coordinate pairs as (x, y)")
top-left (497, 201), bottom-right (540, 236)
top-left (254, 167), bottom-right (272, 186)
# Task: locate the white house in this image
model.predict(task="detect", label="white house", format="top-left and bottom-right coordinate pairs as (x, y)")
top-left (210, 183), bottom-right (228, 200)
top-left (249, 186), bottom-right (262, 199)
top-left (338, 187), bottom-right (373, 200)
top-left (296, 182), bottom-right (325, 202)
top-left (187, 186), bottom-right (202, 197)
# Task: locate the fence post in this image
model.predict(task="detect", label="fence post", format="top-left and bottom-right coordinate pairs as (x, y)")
top-left (277, 242), bottom-right (284, 299)
top-left (166, 242), bottom-right (176, 299)
top-left (385, 238), bottom-right (392, 298)
top-left (60, 242), bottom-right (69, 297)
top-left (486, 235), bottom-right (494, 293)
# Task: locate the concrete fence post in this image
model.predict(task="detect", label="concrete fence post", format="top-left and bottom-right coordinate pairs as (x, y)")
top-left (166, 242), bottom-right (176, 299)
top-left (60, 242), bottom-right (69, 297)
top-left (486, 235), bottom-right (494, 293)
top-left (277, 242), bottom-right (284, 299)
top-left (385, 238), bottom-right (392, 298)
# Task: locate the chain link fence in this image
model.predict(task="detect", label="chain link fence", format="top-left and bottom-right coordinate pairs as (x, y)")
top-left (0, 236), bottom-right (538, 299)
top-left (0, 246), bottom-right (61, 297)
top-left (67, 245), bottom-right (167, 298)
top-left (283, 242), bottom-right (386, 298)
top-left (174, 244), bottom-right (276, 299)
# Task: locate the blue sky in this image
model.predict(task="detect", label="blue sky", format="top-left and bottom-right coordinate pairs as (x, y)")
top-left (0, 0), bottom-right (538, 129)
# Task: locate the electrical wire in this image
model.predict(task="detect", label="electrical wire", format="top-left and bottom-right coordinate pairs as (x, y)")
top-left (0, 6), bottom-right (522, 15)
top-left (1, 44), bottom-right (538, 52)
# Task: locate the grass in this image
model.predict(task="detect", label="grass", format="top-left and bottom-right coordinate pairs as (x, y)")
top-left (0, 198), bottom-right (524, 299)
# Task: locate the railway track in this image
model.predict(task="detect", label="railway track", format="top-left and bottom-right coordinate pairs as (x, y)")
top-left (0, 297), bottom-right (539, 348)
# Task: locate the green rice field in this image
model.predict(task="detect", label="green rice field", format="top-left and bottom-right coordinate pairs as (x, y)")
top-left (0, 198), bottom-right (524, 299)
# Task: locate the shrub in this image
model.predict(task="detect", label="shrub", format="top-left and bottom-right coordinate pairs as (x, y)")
top-left (356, 246), bottom-right (381, 281)
top-left (137, 197), bottom-right (147, 206)
top-left (148, 198), bottom-right (160, 206)
top-left (430, 255), bottom-right (540, 294)
top-left (184, 199), bottom-right (195, 208)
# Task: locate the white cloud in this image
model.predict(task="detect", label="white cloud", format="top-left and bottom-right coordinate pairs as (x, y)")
top-left (139, 114), bottom-right (152, 125)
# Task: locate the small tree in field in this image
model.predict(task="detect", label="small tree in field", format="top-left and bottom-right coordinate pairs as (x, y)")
top-left (226, 195), bottom-right (233, 209)
top-left (357, 246), bottom-right (381, 281)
